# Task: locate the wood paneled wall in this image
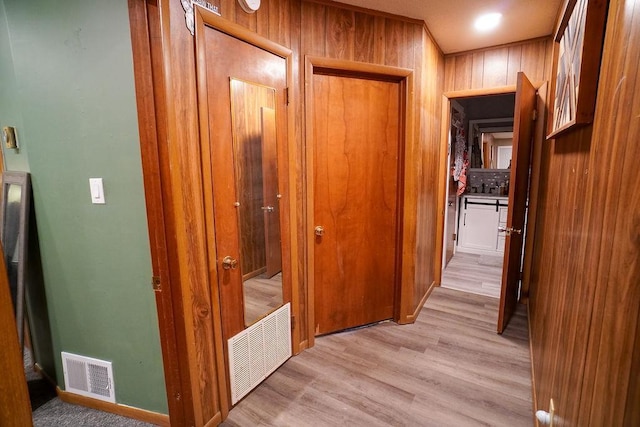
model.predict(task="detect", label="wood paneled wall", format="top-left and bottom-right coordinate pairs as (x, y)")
top-left (444, 22), bottom-right (639, 423)
top-left (528, 0), bottom-right (640, 424)
top-left (301, 0), bottom-right (445, 322)
top-left (415, 29), bottom-right (445, 310)
top-left (443, 37), bottom-right (553, 92)
top-left (133, 0), bottom-right (445, 423)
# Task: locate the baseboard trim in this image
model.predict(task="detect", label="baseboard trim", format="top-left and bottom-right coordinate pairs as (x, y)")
top-left (204, 412), bottom-right (222, 427)
top-left (298, 339), bottom-right (309, 352)
top-left (57, 387), bottom-right (170, 426)
top-left (527, 303), bottom-right (540, 427)
top-left (404, 281), bottom-right (437, 323)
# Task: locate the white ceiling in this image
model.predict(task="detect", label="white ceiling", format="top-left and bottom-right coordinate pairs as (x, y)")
top-left (334, 0), bottom-right (563, 54)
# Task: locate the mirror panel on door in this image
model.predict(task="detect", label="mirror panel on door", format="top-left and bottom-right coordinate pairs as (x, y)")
top-left (229, 78), bottom-right (283, 327)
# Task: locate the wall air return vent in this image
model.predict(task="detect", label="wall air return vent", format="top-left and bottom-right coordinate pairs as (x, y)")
top-left (228, 302), bottom-right (291, 404)
top-left (61, 352), bottom-right (115, 403)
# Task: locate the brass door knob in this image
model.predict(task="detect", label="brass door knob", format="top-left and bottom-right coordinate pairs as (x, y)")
top-left (314, 226), bottom-right (324, 236)
top-left (222, 256), bottom-right (238, 270)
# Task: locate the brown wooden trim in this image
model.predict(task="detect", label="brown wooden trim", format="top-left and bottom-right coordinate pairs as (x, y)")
top-left (443, 85), bottom-right (517, 99)
top-left (521, 82), bottom-right (548, 302)
top-left (57, 388), bottom-right (170, 426)
top-left (193, 7), bottom-right (300, 411)
top-left (434, 95), bottom-right (450, 286)
top-left (401, 281), bottom-right (437, 324)
top-left (127, 0), bottom-right (189, 424)
top-left (285, 45), bottom-right (301, 357)
top-left (304, 56), bottom-right (317, 348)
top-left (203, 414), bottom-right (223, 427)
top-left (192, 9), bottom-right (230, 419)
top-left (195, 5), bottom-right (294, 58)
top-left (436, 84), bottom-right (546, 288)
top-left (158, 1), bottom-right (225, 424)
top-left (306, 56), bottom-right (414, 79)
top-left (304, 56), bottom-right (414, 341)
top-left (398, 71), bottom-right (416, 323)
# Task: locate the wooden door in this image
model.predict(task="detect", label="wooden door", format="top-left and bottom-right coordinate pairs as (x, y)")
top-left (261, 107), bottom-right (282, 278)
top-left (0, 245), bottom-right (32, 426)
top-left (497, 72), bottom-right (536, 333)
top-left (203, 27), bottom-right (289, 341)
top-left (312, 72), bottom-right (400, 336)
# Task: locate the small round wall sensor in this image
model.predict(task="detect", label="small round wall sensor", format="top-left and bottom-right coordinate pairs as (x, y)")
top-left (238, 0), bottom-right (260, 13)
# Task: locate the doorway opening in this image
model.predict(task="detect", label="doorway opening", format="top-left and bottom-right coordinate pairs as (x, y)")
top-left (436, 73), bottom-right (541, 333)
top-left (441, 93), bottom-right (515, 299)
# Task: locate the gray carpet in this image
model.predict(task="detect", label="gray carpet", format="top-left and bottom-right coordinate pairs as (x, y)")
top-left (24, 348), bottom-right (158, 426)
top-left (32, 398), bottom-right (158, 427)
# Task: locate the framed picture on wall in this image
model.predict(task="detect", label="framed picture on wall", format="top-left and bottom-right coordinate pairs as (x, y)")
top-left (547, 0), bottom-right (609, 139)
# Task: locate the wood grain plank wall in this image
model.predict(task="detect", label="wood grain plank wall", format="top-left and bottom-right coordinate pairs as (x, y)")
top-left (444, 24), bottom-right (639, 424)
top-left (137, 0), bottom-right (445, 423)
top-left (301, 0), bottom-right (444, 321)
top-left (526, 0), bottom-right (640, 424)
top-left (443, 37), bottom-right (552, 92)
top-left (134, 0), bottom-right (301, 423)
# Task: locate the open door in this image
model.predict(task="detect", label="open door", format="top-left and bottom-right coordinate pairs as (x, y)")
top-left (497, 72), bottom-right (536, 333)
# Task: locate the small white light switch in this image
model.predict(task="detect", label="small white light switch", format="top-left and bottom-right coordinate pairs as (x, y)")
top-left (89, 178), bottom-right (106, 204)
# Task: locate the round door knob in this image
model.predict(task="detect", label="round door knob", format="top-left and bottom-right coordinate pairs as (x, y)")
top-left (314, 226), bottom-right (324, 236)
top-left (222, 256), bottom-right (238, 270)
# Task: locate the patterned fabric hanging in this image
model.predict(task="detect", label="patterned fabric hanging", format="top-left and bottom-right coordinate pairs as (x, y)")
top-left (452, 122), bottom-right (465, 180)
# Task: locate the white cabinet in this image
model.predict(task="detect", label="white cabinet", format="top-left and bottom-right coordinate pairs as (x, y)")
top-left (458, 196), bottom-right (508, 254)
top-left (497, 206), bottom-right (508, 252)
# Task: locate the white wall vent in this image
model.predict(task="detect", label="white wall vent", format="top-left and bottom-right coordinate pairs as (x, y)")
top-left (228, 302), bottom-right (291, 404)
top-left (61, 352), bottom-right (115, 403)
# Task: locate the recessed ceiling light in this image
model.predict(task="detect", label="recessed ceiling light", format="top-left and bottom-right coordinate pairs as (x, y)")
top-left (475, 12), bottom-right (502, 32)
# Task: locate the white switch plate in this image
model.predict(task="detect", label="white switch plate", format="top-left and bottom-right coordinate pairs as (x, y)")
top-left (89, 178), bottom-right (105, 204)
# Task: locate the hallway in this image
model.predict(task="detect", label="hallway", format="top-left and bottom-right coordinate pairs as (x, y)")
top-left (441, 252), bottom-right (504, 299)
top-left (222, 286), bottom-right (532, 426)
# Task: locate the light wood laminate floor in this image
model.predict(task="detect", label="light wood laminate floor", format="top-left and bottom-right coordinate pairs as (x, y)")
top-left (222, 287), bottom-right (533, 426)
top-left (441, 252), bottom-right (503, 298)
top-left (243, 272), bottom-right (283, 326)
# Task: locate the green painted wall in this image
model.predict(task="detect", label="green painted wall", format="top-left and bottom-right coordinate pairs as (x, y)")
top-left (0, 1), bottom-right (29, 171)
top-left (0, 0), bottom-right (167, 413)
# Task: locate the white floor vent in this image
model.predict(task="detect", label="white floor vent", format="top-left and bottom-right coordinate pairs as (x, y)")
top-left (228, 302), bottom-right (291, 404)
top-left (61, 352), bottom-right (115, 403)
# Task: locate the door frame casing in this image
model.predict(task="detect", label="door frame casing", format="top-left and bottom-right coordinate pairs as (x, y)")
top-left (436, 86), bottom-right (517, 287)
top-left (128, 1), bottom-right (299, 423)
top-left (435, 84), bottom-right (545, 302)
top-left (193, 6), bottom-right (300, 412)
top-left (304, 56), bottom-right (414, 347)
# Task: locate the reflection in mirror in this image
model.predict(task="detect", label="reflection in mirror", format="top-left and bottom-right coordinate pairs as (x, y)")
top-left (468, 118), bottom-right (513, 169)
top-left (230, 78), bottom-right (284, 327)
top-left (480, 131), bottom-right (513, 169)
top-left (0, 172), bottom-right (31, 349)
